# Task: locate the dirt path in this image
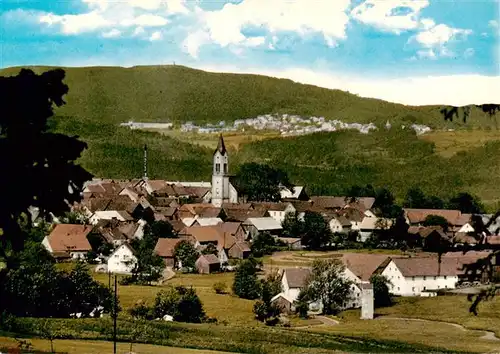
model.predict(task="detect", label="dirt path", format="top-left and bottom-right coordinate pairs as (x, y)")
top-left (315, 316), bottom-right (340, 326)
top-left (378, 316), bottom-right (500, 341)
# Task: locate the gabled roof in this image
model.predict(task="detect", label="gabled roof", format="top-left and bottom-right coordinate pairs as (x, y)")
top-left (279, 186), bottom-right (304, 199)
top-left (283, 268), bottom-right (311, 288)
top-left (342, 253), bottom-right (392, 281)
top-left (215, 134), bottom-right (227, 155)
top-left (391, 257), bottom-right (461, 277)
top-left (182, 225), bottom-right (224, 243)
top-left (46, 224), bottom-right (93, 253)
top-left (243, 217), bottom-right (282, 231)
top-left (197, 253), bottom-right (220, 264)
top-left (403, 208), bottom-right (462, 225)
top-left (109, 243), bottom-right (136, 257)
top-left (219, 222), bottom-right (242, 235)
top-left (224, 208), bottom-right (268, 222)
top-left (154, 238), bottom-right (184, 258)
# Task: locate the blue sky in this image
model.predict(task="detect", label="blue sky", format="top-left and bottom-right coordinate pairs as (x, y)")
top-left (1, 0), bottom-right (499, 105)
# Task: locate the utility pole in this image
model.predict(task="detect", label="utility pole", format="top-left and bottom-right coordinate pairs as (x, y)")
top-left (113, 275), bottom-right (117, 354)
top-left (108, 271), bottom-right (111, 289)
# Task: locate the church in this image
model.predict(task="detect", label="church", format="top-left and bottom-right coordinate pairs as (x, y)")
top-left (210, 135), bottom-right (238, 206)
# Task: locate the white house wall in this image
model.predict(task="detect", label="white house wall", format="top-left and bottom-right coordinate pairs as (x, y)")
top-left (381, 261), bottom-right (458, 296)
top-left (107, 246), bottom-right (137, 274)
top-left (458, 223), bottom-right (474, 233)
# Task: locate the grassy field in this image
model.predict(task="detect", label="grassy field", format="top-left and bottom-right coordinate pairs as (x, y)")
top-left (0, 336), bottom-right (230, 354)
top-left (27, 263), bottom-right (500, 353)
top-left (421, 130), bottom-right (500, 158)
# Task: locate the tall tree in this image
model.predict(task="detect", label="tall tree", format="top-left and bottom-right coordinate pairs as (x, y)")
top-left (232, 258), bottom-right (260, 300)
top-left (233, 163), bottom-right (293, 202)
top-left (448, 192), bottom-right (484, 214)
top-left (300, 259), bottom-right (352, 315)
top-left (0, 69), bottom-right (91, 267)
top-left (281, 211), bottom-right (303, 238)
top-left (300, 211), bottom-right (332, 250)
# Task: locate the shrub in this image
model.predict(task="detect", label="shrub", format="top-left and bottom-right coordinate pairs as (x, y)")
top-left (232, 259), bottom-right (260, 300)
top-left (213, 281), bottom-right (227, 294)
top-left (154, 286), bottom-right (206, 323)
top-left (129, 301), bottom-right (154, 320)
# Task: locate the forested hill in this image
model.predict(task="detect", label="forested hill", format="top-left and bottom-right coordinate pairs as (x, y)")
top-left (0, 65), bottom-right (493, 128)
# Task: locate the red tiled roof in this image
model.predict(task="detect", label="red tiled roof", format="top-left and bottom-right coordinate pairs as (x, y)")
top-left (46, 224), bottom-right (93, 253)
top-left (404, 208), bottom-right (462, 225)
top-left (342, 253), bottom-right (392, 281)
top-left (154, 238), bottom-right (184, 258)
top-left (283, 268), bottom-right (311, 288)
top-left (391, 257), bottom-right (462, 277)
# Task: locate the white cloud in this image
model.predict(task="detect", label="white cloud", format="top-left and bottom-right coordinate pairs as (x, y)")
top-left (40, 11), bottom-right (111, 35)
top-left (489, 20), bottom-right (499, 28)
top-left (193, 64), bottom-right (500, 106)
top-left (182, 30), bottom-right (210, 58)
top-left (415, 24), bottom-right (472, 47)
top-left (350, 0), bottom-right (430, 34)
top-left (121, 14), bottom-right (168, 27)
top-left (102, 28), bottom-right (121, 38)
top-left (133, 26), bottom-right (146, 37)
top-left (184, 0), bottom-right (351, 57)
top-left (39, 0), bottom-right (188, 36)
top-left (149, 31), bottom-right (162, 41)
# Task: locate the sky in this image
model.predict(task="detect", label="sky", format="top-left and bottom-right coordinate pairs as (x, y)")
top-left (1, 0), bottom-right (499, 106)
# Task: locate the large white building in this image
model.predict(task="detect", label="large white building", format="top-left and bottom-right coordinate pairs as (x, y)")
top-left (211, 135), bottom-right (238, 207)
top-left (379, 257), bottom-right (459, 296)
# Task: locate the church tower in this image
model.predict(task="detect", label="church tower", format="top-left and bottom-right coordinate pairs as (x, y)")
top-left (211, 135), bottom-right (231, 207)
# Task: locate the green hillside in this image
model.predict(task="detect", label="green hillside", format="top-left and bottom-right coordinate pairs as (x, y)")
top-left (3, 65), bottom-right (500, 208)
top-left (0, 65), bottom-right (494, 127)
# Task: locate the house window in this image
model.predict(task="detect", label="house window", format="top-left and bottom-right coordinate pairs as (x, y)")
top-left (412, 287), bottom-right (415, 292)
top-left (434, 276), bottom-right (436, 280)
top-left (423, 276), bottom-right (426, 280)
top-left (444, 276), bottom-right (447, 280)
top-left (223, 163), bottom-right (228, 174)
top-left (423, 286), bottom-right (426, 290)
top-left (397, 287), bottom-right (400, 291)
top-left (445, 285), bottom-right (448, 289)
top-left (412, 276), bottom-right (415, 281)
top-left (215, 164), bottom-right (220, 173)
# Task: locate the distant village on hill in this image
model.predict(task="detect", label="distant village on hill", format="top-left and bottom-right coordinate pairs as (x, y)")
top-left (120, 114), bottom-right (433, 136)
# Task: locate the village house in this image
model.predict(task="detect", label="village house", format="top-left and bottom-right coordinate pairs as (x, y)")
top-left (403, 208), bottom-right (463, 229)
top-left (242, 217), bottom-right (283, 239)
top-left (271, 268), bottom-right (322, 314)
top-left (191, 217), bottom-right (224, 227)
top-left (378, 257), bottom-right (460, 296)
top-left (94, 219), bottom-right (145, 247)
top-left (195, 254), bottom-right (221, 274)
top-left (357, 216), bottom-right (393, 242)
top-left (279, 185), bottom-right (308, 200)
top-left (154, 238), bottom-right (185, 267)
top-left (107, 243), bottom-right (138, 274)
top-left (252, 202), bottom-right (296, 223)
top-left (89, 210), bottom-right (134, 225)
top-left (176, 204), bottom-right (222, 223)
top-left (327, 214), bottom-right (352, 234)
top-left (42, 224), bottom-right (93, 260)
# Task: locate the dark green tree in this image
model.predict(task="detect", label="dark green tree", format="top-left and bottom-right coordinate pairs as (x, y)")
top-left (300, 211), bottom-right (332, 250)
top-left (153, 286), bottom-right (205, 323)
top-left (173, 240), bottom-right (199, 269)
top-left (423, 215), bottom-right (449, 232)
top-left (448, 192), bottom-right (484, 214)
top-left (370, 274), bottom-right (392, 308)
top-left (201, 243), bottom-right (218, 256)
top-left (403, 187), bottom-right (428, 208)
top-left (251, 232), bottom-right (278, 257)
top-left (281, 211), bottom-right (303, 238)
top-left (146, 220), bottom-right (177, 240)
top-left (232, 258), bottom-right (260, 300)
top-left (0, 69), bottom-right (92, 268)
top-left (233, 163), bottom-right (293, 202)
top-left (253, 278), bottom-right (281, 325)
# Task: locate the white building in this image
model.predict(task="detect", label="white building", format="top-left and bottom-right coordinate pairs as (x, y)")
top-left (379, 257), bottom-right (459, 296)
top-left (358, 217), bottom-right (392, 242)
top-left (89, 210), bottom-right (134, 225)
top-left (107, 243), bottom-right (138, 274)
top-left (267, 203), bottom-right (296, 223)
top-left (211, 135), bottom-right (238, 207)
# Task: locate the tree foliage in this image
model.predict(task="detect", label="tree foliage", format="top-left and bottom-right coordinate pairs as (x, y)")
top-left (0, 69), bottom-right (92, 264)
top-left (300, 259), bottom-right (352, 315)
top-left (281, 211), bottom-right (303, 238)
top-left (173, 240), bottom-right (199, 269)
top-left (300, 211), bottom-right (332, 250)
top-left (154, 286), bottom-right (206, 323)
top-left (251, 232), bottom-right (279, 257)
top-left (370, 275), bottom-right (392, 308)
top-left (448, 192), bottom-right (484, 214)
top-left (422, 215), bottom-right (449, 232)
top-left (232, 258), bottom-right (261, 300)
top-left (233, 163), bottom-right (293, 202)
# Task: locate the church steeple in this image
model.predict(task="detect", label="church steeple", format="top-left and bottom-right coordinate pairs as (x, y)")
top-left (215, 134), bottom-right (227, 155)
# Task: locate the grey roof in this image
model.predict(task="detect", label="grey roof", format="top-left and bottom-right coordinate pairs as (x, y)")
top-left (283, 268), bottom-right (311, 288)
top-left (244, 217), bottom-right (282, 231)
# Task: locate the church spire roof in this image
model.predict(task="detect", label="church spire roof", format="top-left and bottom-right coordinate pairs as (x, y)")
top-left (215, 134), bottom-right (227, 155)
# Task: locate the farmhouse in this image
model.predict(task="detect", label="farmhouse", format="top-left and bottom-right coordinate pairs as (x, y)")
top-left (107, 243), bottom-right (137, 274)
top-left (42, 224), bottom-right (93, 260)
top-left (154, 238), bottom-right (185, 267)
top-left (378, 257), bottom-right (459, 296)
top-left (243, 217), bottom-right (283, 239)
top-left (195, 254), bottom-right (221, 274)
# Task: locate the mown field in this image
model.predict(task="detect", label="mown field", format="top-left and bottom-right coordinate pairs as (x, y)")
top-left (2, 65), bottom-right (500, 207)
top-left (11, 260), bottom-right (500, 353)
